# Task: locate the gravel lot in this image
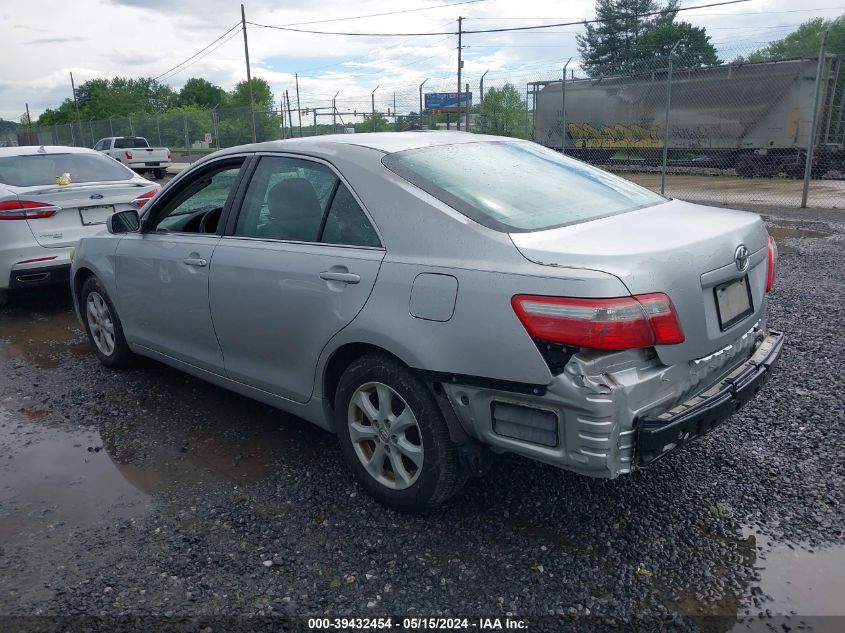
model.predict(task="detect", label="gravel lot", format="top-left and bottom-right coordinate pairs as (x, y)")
top-left (1, 206), bottom-right (843, 633)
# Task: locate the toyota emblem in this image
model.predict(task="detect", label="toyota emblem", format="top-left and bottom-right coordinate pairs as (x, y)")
top-left (734, 245), bottom-right (750, 272)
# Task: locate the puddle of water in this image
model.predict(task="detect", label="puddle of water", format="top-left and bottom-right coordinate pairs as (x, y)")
top-left (0, 418), bottom-right (150, 545)
top-left (768, 225), bottom-right (831, 239)
top-left (0, 289), bottom-right (89, 367)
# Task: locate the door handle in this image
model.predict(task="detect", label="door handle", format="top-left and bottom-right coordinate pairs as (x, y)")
top-left (183, 257), bottom-right (208, 267)
top-left (319, 271), bottom-right (360, 284)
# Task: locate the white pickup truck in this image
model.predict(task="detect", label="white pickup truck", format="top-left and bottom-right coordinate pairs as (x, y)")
top-left (94, 137), bottom-right (172, 179)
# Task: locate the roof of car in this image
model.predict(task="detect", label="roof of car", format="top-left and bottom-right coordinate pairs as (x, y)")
top-left (216, 131), bottom-right (519, 157)
top-left (0, 145), bottom-right (98, 157)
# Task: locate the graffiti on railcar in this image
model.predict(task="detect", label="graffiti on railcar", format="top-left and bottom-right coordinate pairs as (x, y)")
top-left (567, 123), bottom-right (663, 148)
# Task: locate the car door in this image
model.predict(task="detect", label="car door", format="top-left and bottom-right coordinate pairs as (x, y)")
top-left (114, 156), bottom-right (249, 373)
top-left (209, 153), bottom-right (385, 403)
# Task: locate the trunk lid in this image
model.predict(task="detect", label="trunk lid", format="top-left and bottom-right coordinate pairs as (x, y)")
top-left (510, 199), bottom-right (769, 364)
top-left (19, 181), bottom-right (154, 248)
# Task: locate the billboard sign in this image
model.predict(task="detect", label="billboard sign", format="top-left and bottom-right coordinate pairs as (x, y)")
top-left (425, 92), bottom-right (472, 112)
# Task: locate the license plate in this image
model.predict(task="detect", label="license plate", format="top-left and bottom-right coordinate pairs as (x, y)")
top-left (145, 162), bottom-right (160, 167)
top-left (715, 276), bottom-right (753, 330)
top-left (79, 205), bottom-right (114, 226)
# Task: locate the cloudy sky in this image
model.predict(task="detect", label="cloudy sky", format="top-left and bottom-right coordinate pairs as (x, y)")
top-left (1, 0), bottom-right (843, 121)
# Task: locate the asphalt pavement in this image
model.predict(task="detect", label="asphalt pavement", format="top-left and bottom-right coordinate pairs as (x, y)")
top-left (0, 207), bottom-right (843, 633)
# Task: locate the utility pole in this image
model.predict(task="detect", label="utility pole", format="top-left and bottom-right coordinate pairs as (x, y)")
top-left (465, 82), bottom-right (469, 131)
top-left (661, 41), bottom-right (681, 196)
top-left (285, 91), bottom-right (294, 139)
top-left (333, 91), bottom-right (339, 133)
top-left (25, 103), bottom-right (31, 129)
top-left (803, 28), bottom-right (830, 208)
top-left (561, 58), bottom-right (572, 153)
top-left (295, 73), bottom-right (302, 137)
top-left (456, 16), bottom-right (463, 131)
top-left (371, 85), bottom-right (379, 133)
top-left (69, 72), bottom-right (84, 147)
top-left (419, 78), bottom-right (429, 130)
top-left (241, 4), bottom-right (256, 143)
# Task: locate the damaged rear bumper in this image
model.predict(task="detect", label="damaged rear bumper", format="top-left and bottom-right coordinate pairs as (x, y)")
top-left (637, 329), bottom-right (784, 465)
top-left (441, 326), bottom-right (783, 479)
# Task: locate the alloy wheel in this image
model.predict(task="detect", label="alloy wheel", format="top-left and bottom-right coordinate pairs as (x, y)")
top-left (86, 291), bottom-right (116, 356)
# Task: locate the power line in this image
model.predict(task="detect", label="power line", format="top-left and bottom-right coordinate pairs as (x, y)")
top-left (267, 0), bottom-right (488, 28)
top-left (158, 28), bottom-right (242, 82)
top-left (466, 5), bottom-right (845, 19)
top-left (246, 0), bottom-right (752, 37)
top-left (154, 22), bottom-right (241, 81)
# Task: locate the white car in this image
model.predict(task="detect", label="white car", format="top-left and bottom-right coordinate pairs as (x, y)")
top-left (0, 145), bottom-right (158, 306)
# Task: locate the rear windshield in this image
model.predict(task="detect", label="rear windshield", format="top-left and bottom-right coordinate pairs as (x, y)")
top-left (382, 141), bottom-right (666, 232)
top-left (114, 137), bottom-right (150, 149)
top-left (0, 153), bottom-right (133, 187)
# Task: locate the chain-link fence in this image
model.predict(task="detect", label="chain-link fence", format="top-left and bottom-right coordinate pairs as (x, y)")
top-left (4, 44), bottom-right (845, 209)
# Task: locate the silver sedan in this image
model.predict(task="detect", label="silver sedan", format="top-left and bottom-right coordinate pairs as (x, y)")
top-left (70, 132), bottom-right (783, 512)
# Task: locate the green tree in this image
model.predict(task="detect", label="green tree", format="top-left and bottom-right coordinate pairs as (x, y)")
top-left (738, 16), bottom-right (845, 62)
top-left (637, 21), bottom-right (720, 67)
top-left (577, 0), bottom-right (719, 76)
top-left (0, 119), bottom-right (18, 133)
top-left (179, 78), bottom-right (228, 109)
top-left (230, 77), bottom-right (274, 109)
top-left (480, 84), bottom-right (530, 139)
top-left (354, 112), bottom-right (391, 133)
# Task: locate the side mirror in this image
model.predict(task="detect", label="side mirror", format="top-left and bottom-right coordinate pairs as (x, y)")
top-left (107, 209), bottom-right (141, 234)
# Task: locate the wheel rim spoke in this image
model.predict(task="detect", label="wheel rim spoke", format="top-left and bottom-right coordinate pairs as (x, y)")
top-left (391, 408), bottom-right (416, 435)
top-left (349, 421), bottom-right (378, 443)
top-left (395, 438), bottom-right (424, 469)
top-left (375, 384), bottom-right (393, 419)
top-left (366, 443), bottom-right (386, 477)
top-left (387, 449), bottom-right (412, 487)
top-left (352, 390), bottom-right (379, 423)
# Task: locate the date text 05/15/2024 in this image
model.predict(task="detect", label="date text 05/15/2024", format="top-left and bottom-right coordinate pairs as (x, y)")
top-left (307, 617), bottom-right (529, 630)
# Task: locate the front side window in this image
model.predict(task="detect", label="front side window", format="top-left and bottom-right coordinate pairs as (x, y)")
top-left (234, 156), bottom-right (380, 247)
top-left (0, 152), bottom-right (132, 187)
top-left (382, 141), bottom-right (666, 233)
top-left (152, 162), bottom-right (243, 233)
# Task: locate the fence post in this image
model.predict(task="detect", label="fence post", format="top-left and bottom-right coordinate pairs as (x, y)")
top-left (183, 115), bottom-right (189, 150)
top-left (661, 41), bottom-right (682, 196)
top-left (372, 85), bottom-right (379, 133)
top-left (802, 29), bottom-right (830, 208)
top-left (156, 115), bottom-right (162, 147)
top-left (561, 58), bottom-right (572, 153)
top-left (109, 117), bottom-right (114, 136)
top-left (129, 116), bottom-right (134, 136)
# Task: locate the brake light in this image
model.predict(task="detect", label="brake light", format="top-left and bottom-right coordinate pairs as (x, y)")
top-left (167, 150), bottom-right (172, 161)
top-left (512, 292), bottom-right (685, 351)
top-left (125, 150), bottom-right (133, 160)
top-left (766, 235), bottom-right (778, 293)
top-left (0, 199), bottom-right (60, 220)
top-left (130, 188), bottom-right (159, 208)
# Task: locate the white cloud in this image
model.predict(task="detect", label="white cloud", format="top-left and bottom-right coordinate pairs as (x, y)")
top-left (0, 0), bottom-right (842, 121)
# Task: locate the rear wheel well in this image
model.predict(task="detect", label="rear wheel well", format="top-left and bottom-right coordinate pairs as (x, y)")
top-left (324, 343), bottom-right (399, 406)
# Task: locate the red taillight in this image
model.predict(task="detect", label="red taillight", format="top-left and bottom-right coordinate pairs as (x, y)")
top-left (130, 188), bottom-right (159, 208)
top-left (0, 199), bottom-right (60, 220)
top-left (512, 292), bottom-right (685, 351)
top-left (125, 150), bottom-right (133, 160)
top-left (766, 235), bottom-right (778, 293)
top-left (167, 150), bottom-right (172, 161)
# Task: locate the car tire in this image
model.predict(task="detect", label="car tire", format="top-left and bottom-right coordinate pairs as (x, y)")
top-left (80, 276), bottom-right (134, 368)
top-left (0, 290), bottom-right (8, 308)
top-left (334, 353), bottom-right (464, 513)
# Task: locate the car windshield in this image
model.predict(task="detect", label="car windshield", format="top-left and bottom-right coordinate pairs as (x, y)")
top-left (382, 140), bottom-right (666, 232)
top-left (0, 152), bottom-right (133, 187)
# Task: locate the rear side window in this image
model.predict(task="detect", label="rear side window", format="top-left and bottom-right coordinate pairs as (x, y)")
top-left (382, 141), bottom-right (666, 232)
top-left (234, 156), bottom-right (380, 247)
top-left (0, 153), bottom-right (133, 187)
top-left (114, 137), bottom-right (149, 149)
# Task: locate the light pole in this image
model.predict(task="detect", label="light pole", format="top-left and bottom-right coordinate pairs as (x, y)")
top-left (419, 78), bottom-right (429, 129)
top-left (333, 91), bottom-right (339, 133)
top-left (561, 58), bottom-right (572, 153)
top-left (371, 85), bottom-right (380, 133)
top-left (660, 41), bottom-right (682, 196)
top-left (479, 70), bottom-right (489, 134)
